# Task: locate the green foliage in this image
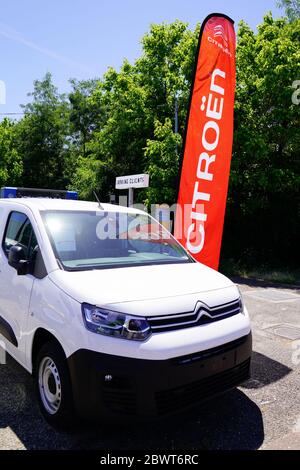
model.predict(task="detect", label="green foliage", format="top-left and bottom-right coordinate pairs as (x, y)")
top-left (69, 78), bottom-right (104, 158)
top-left (143, 118), bottom-right (181, 206)
top-left (69, 155), bottom-right (103, 201)
top-left (277, 0), bottom-right (300, 21)
top-left (224, 14), bottom-right (300, 266)
top-left (15, 72), bottom-right (70, 188)
top-left (232, 15), bottom-right (300, 202)
top-left (69, 21), bottom-right (197, 202)
top-left (0, 118), bottom-right (22, 187)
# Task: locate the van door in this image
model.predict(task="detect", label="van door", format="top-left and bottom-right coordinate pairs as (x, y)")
top-left (0, 210), bottom-right (38, 365)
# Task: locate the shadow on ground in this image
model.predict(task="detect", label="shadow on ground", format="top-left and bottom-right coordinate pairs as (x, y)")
top-left (0, 353), bottom-right (266, 450)
top-left (242, 351), bottom-right (292, 389)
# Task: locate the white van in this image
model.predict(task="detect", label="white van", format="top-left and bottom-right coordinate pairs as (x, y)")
top-left (0, 187), bottom-right (251, 427)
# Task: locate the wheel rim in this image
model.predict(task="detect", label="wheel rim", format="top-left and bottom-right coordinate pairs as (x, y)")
top-left (38, 356), bottom-right (62, 415)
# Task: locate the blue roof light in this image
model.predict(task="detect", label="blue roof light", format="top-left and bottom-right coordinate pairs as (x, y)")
top-left (0, 187), bottom-right (78, 200)
top-left (0, 187), bottom-right (17, 198)
top-left (66, 191), bottom-right (78, 200)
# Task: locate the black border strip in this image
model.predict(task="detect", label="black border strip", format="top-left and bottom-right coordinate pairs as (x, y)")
top-left (0, 315), bottom-right (18, 347)
top-left (173, 13), bottom-right (234, 233)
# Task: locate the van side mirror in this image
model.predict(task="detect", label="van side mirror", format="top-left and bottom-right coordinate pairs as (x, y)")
top-left (8, 246), bottom-right (28, 275)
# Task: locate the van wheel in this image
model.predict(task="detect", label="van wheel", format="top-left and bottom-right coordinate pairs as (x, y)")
top-left (35, 340), bottom-right (76, 429)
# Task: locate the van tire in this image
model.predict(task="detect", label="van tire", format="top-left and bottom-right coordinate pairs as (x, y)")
top-left (35, 340), bottom-right (76, 429)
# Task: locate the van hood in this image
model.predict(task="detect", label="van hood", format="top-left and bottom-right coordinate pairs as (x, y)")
top-left (49, 262), bottom-right (236, 314)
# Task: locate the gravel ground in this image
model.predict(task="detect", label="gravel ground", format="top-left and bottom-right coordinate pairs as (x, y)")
top-left (0, 279), bottom-right (299, 450)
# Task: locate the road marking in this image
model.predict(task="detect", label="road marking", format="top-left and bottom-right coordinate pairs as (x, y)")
top-left (0, 427), bottom-right (25, 450)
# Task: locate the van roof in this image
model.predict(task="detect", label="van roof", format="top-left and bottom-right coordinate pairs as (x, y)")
top-left (0, 198), bottom-right (145, 215)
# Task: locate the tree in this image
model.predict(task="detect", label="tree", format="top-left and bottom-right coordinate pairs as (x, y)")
top-left (277, 0), bottom-right (300, 21)
top-left (222, 14), bottom-right (300, 267)
top-left (69, 155), bottom-right (104, 201)
top-left (16, 72), bottom-right (70, 189)
top-left (69, 61), bottom-right (150, 200)
top-left (0, 118), bottom-right (22, 187)
top-left (69, 78), bottom-right (104, 158)
top-left (143, 118), bottom-right (181, 206)
top-left (136, 21), bottom-right (198, 135)
top-left (70, 21), bottom-right (199, 203)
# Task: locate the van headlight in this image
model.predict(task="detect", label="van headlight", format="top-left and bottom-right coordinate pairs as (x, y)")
top-left (82, 303), bottom-right (151, 341)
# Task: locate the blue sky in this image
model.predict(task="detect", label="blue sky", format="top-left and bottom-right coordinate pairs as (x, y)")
top-left (0, 0), bottom-right (282, 116)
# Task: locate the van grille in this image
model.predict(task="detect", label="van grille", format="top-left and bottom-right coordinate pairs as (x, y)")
top-left (172, 335), bottom-right (248, 366)
top-left (102, 389), bottom-right (136, 415)
top-left (147, 298), bottom-right (241, 333)
top-left (155, 359), bottom-right (250, 415)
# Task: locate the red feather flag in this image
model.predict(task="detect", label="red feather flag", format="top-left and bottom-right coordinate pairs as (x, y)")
top-left (174, 13), bottom-right (236, 270)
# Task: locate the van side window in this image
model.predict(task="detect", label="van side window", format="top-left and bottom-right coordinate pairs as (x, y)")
top-left (2, 211), bottom-right (38, 260)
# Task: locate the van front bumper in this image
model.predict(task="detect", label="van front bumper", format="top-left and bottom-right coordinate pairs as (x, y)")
top-left (67, 333), bottom-right (252, 421)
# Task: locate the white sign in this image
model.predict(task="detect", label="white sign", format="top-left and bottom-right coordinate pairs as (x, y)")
top-left (115, 174), bottom-right (149, 190)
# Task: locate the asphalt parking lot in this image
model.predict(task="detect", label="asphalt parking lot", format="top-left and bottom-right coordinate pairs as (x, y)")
top-left (0, 279), bottom-right (299, 450)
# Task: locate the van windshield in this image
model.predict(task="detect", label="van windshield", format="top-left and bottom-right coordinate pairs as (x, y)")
top-left (40, 210), bottom-right (192, 271)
